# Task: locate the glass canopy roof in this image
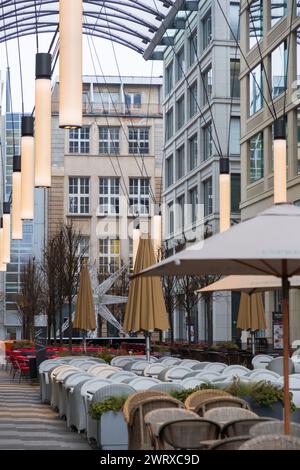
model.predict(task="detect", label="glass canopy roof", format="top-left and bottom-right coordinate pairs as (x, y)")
top-left (0, 0), bottom-right (179, 55)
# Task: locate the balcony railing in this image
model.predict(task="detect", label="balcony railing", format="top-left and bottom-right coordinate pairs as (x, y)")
top-left (51, 101), bottom-right (162, 116)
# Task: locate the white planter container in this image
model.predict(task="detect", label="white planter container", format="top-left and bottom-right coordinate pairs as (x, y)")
top-left (98, 411), bottom-right (128, 450)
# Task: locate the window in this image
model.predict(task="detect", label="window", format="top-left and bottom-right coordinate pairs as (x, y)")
top-left (125, 92), bottom-right (142, 109)
top-left (93, 90), bottom-right (119, 112)
top-left (297, 29), bottom-right (300, 95)
top-left (230, 2), bottom-right (240, 40)
top-left (168, 202), bottom-right (174, 235)
top-left (231, 174), bottom-right (241, 213)
top-left (189, 30), bottom-right (198, 66)
top-left (249, 63), bottom-right (263, 115)
top-left (177, 195), bottom-right (185, 230)
top-left (298, 1), bottom-right (300, 16)
top-left (189, 81), bottom-right (198, 118)
top-left (99, 127), bottom-right (120, 155)
top-left (248, 0), bottom-right (263, 49)
top-left (129, 178), bottom-right (150, 215)
top-left (99, 239), bottom-right (120, 274)
top-left (203, 66), bottom-right (213, 105)
top-left (176, 47), bottom-right (185, 82)
top-left (203, 178), bottom-right (213, 216)
top-left (203, 11), bottom-right (212, 50)
top-left (176, 95), bottom-right (185, 130)
top-left (69, 127), bottom-right (90, 154)
top-left (203, 124), bottom-right (213, 160)
top-left (99, 177), bottom-right (120, 215)
top-left (165, 155), bottom-right (174, 187)
top-left (271, 0), bottom-right (287, 28)
top-left (250, 132), bottom-right (264, 182)
top-left (189, 134), bottom-right (198, 170)
top-left (166, 108), bottom-right (174, 140)
top-left (176, 146), bottom-right (185, 180)
top-left (230, 59), bottom-right (240, 98)
top-left (78, 237), bottom-right (90, 259)
top-left (189, 187), bottom-right (198, 223)
top-left (69, 177), bottom-right (90, 214)
top-left (128, 127), bottom-right (149, 155)
top-left (165, 61), bottom-right (173, 94)
top-left (229, 118), bottom-right (240, 155)
top-left (271, 42), bottom-right (287, 99)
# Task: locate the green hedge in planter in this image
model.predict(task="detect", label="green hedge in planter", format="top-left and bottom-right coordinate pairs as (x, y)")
top-left (89, 396), bottom-right (129, 420)
top-left (225, 380), bottom-right (296, 412)
top-left (170, 383), bottom-right (216, 403)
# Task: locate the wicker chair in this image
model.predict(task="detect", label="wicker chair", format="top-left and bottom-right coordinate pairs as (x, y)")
top-left (158, 419), bottom-right (221, 450)
top-left (209, 436), bottom-right (250, 450)
top-left (195, 396), bottom-right (249, 417)
top-left (240, 434), bottom-right (300, 450)
top-left (222, 417), bottom-right (274, 438)
top-left (185, 389), bottom-right (231, 411)
top-left (123, 391), bottom-right (167, 423)
top-left (124, 394), bottom-right (183, 450)
top-left (144, 408), bottom-right (199, 449)
top-left (204, 407), bottom-right (258, 425)
top-left (249, 420), bottom-right (300, 438)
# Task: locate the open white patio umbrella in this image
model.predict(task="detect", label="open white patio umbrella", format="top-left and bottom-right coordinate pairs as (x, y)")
top-left (138, 204), bottom-right (300, 434)
top-left (198, 275), bottom-right (300, 354)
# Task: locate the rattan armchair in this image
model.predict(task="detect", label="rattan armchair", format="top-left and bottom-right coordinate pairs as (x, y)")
top-left (123, 391), bottom-right (167, 424)
top-left (249, 420), bottom-right (300, 438)
top-left (222, 417), bottom-right (274, 438)
top-left (195, 396), bottom-right (249, 417)
top-left (158, 418), bottom-right (221, 450)
top-left (184, 389), bottom-right (231, 411)
top-left (124, 394), bottom-right (183, 450)
top-left (240, 434), bottom-right (300, 450)
top-left (204, 406), bottom-right (258, 425)
top-left (144, 408), bottom-right (199, 450)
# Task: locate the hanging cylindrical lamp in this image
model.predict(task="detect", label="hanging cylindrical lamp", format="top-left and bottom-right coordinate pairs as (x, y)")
top-left (152, 205), bottom-right (162, 260)
top-left (3, 202), bottom-right (11, 264)
top-left (0, 218), bottom-right (7, 272)
top-left (12, 155), bottom-right (23, 240)
top-left (59, 0), bottom-right (83, 129)
top-left (219, 158), bottom-right (231, 233)
top-left (21, 116), bottom-right (35, 219)
top-left (274, 118), bottom-right (287, 204)
top-left (132, 227), bottom-right (141, 269)
top-left (35, 53), bottom-right (52, 188)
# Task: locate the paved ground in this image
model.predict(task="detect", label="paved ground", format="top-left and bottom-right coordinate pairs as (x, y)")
top-left (0, 369), bottom-right (91, 450)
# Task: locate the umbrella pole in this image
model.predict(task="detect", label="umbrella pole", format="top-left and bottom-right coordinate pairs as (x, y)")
top-left (251, 330), bottom-right (255, 356)
top-left (282, 268), bottom-right (290, 435)
top-left (145, 333), bottom-right (151, 362)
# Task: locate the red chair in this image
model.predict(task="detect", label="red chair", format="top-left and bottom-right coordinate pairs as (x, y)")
top-left (16, 358), bottom-right (30, 383)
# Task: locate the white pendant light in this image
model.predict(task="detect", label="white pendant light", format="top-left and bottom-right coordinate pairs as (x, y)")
top-left (21, 116), bottom-right (35, 219)
top-left (274, 118), bottom-right (287, 204)
top-left (3, 202), bottom-right (11, 264)
top-left (59, 0), bottom-right (83, 129)
top-left (12, 155), bottom-right (23, 240)
top-left (0, 218), bottom-right (7, 272)
top-left (35, 53), bottom-right (52, 188)
top-left (152, 208), bottom-right (162, 259)
top-left (132, 228), bottom-right (141, 269)
top-left (219, 158), bottom-right (231, 233)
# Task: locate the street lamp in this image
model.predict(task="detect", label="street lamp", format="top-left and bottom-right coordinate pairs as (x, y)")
top-left (21, 116), bottom-right (34, 219)
top-left (274, 117), bottom-right (287, 204)
top-left (219, 158), bottom-right (231, 233)
top-left (12, 155), bottom-right (23, 240)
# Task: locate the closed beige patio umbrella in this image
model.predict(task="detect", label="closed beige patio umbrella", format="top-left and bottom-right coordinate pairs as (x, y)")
top-left (237, 292), bottom-right (267, 355)
top-left (123, 238), bottom-right (169, 360)
top-left (73, 264), bottom-right (96, 352)
top-left (137, 204), bottom-right (300, 434)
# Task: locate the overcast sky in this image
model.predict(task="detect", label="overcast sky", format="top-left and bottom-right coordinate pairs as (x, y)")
top-left (0, 35), bottom-right (163, 114)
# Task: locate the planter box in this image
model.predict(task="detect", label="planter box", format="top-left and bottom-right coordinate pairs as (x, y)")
top-left (242, 397), bottom-right (300, 423)
top-left (98, 411), bottom-right (128, 450)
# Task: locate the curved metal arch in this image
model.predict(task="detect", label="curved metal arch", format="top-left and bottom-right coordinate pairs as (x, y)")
top-left (0, 0), bottom-right (175, 54)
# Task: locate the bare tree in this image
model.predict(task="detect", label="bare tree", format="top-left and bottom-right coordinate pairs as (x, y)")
top-left (41, 237), bottom-right (60, 343)
top-left (61, 223), bottom-right (85, 351)
top-left (18, 258), bottom-right (43, 341)
top-left (159, 244), bottom-right (179, 344)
